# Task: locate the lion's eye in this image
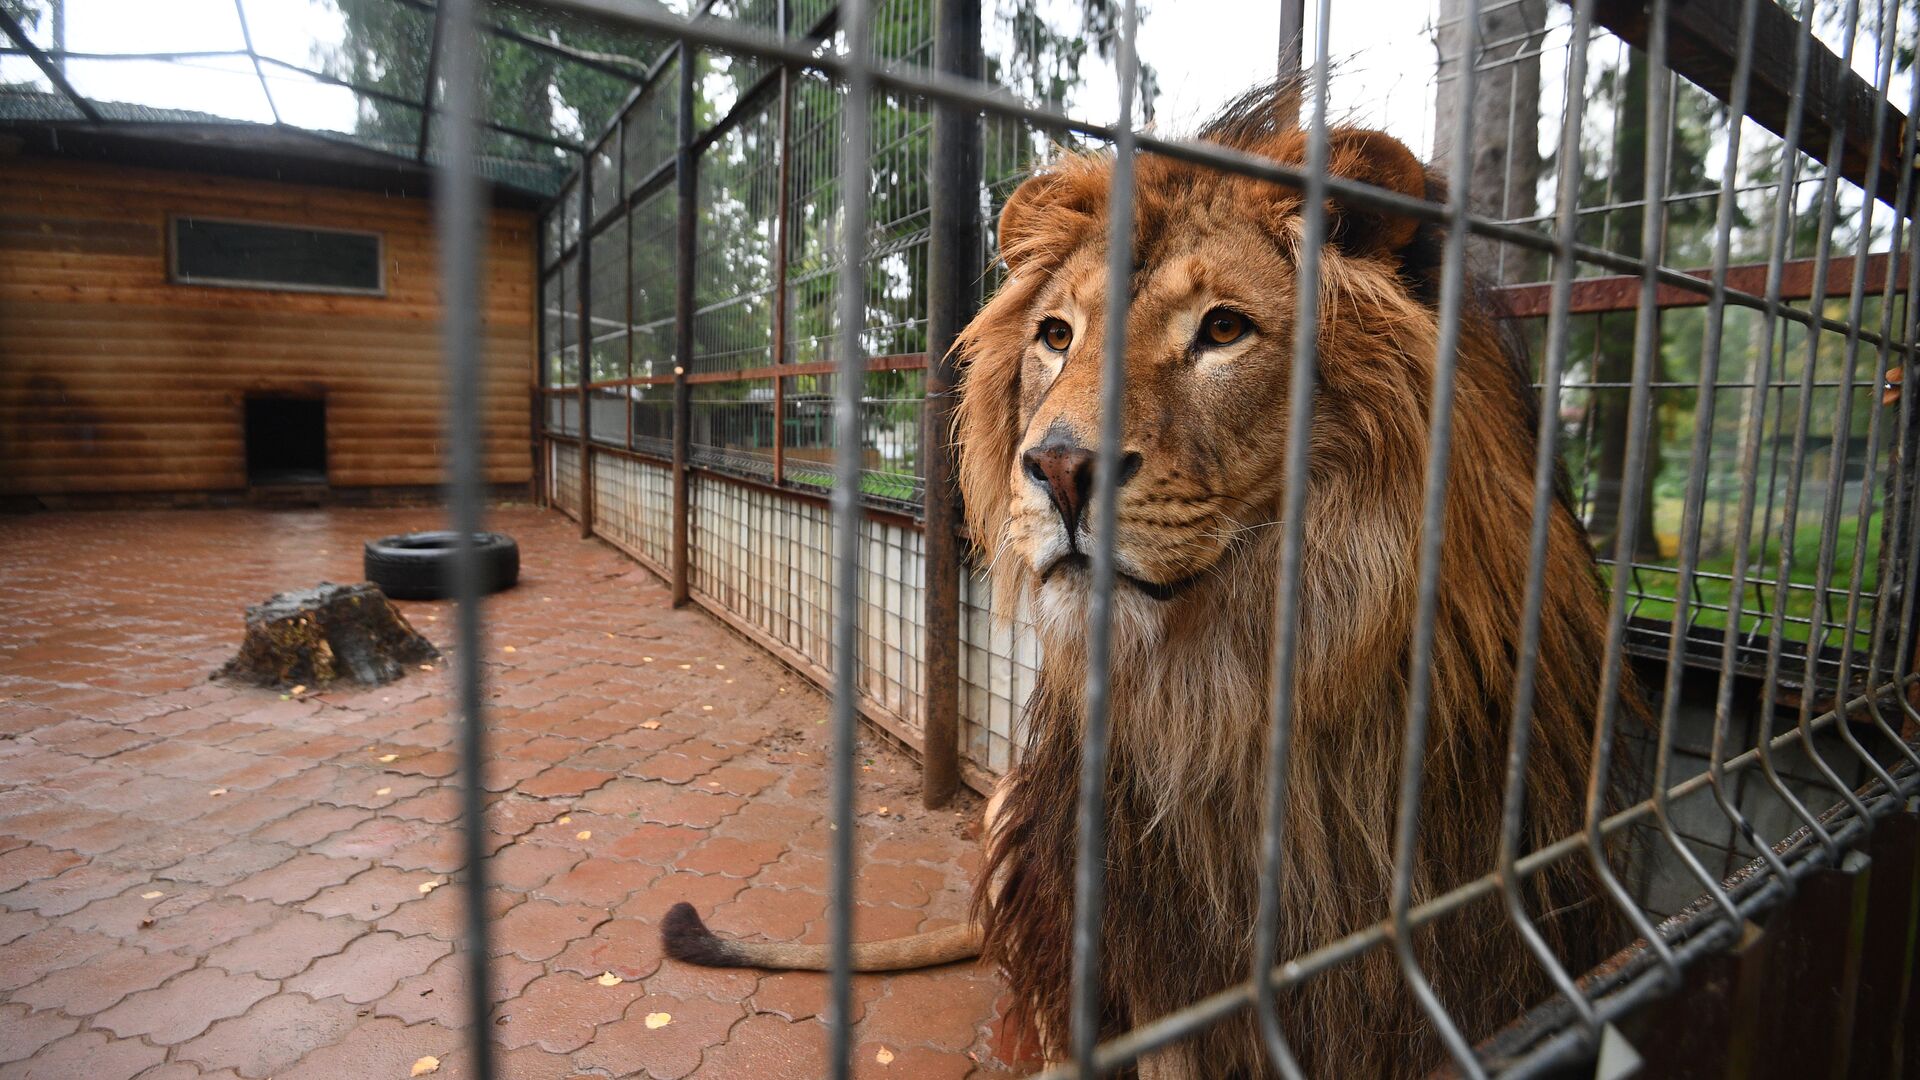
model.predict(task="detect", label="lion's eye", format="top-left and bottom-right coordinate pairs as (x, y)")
top-left (1199, 308), bottom-right (1250, 348)
top-left (1038, 318), bottom-right (1073, 353)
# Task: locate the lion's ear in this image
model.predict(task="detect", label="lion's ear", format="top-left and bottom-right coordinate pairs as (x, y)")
top-left (1323, 128), bottom-right (1426, 256)
top-left (997, 159), bottom-right (1105, 273)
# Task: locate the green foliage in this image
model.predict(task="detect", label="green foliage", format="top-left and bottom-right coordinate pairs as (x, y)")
top-left (1618, 508), bottom-right (1883, 652)
top-left (1545, 30), bottom-right (1899, 645)
top-left (329, 0), bottom-right (664, 163)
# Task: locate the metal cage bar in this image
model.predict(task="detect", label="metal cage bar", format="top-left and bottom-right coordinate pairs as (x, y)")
top-left (430, 3), bottom-right (497, 1080)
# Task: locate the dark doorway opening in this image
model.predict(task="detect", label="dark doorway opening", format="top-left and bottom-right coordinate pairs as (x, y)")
top-left (245, 396), bottom-right (328, 487)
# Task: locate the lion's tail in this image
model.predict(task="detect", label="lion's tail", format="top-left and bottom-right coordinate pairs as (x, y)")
top-left (660, 902), bottom-right (983, 971)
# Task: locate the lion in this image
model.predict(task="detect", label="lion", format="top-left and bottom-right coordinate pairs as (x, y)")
top-left (661, 81), bottom-right (1631, 1077)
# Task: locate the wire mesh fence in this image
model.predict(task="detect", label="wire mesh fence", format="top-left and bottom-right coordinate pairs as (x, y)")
top-left (504, 0), bottom-right (1920, 1074)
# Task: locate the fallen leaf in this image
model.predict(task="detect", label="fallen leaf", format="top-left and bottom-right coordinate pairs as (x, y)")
top-left (639, 720), bottom-right (662, 730)
top-left (557, 815), bottom-right (573, 825)
top-left (596, 972), bottom-right (623, 986)
top-left (141, 890), bottom-right (164, 899)
top-left (502, 645), bottom-right (517, 654)
top-left (419, 880), bottom-right (440, 894)
top-left (289, 684), bottom-right (307, 696)
top-left (576, 830), bottom-right (592, 841)
top-left (379, 753), bottom-right (398, 763)
top-left (645, 1012), bottom-right (672, 1029)
top-left (876, 1047), bottom-right (895, 1065)
top-left (375, 787), bottom-right (392, 796)
top-left (411, 1056), bottom-right (441, 1076)
top-left (208, 788), bottom-right (227, 797)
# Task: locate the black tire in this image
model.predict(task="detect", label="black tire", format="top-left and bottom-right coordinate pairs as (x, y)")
top-left (363, 531), bottom-right (519, 601)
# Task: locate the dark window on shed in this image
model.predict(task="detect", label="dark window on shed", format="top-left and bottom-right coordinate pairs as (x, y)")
top-left (172, 217), bottom-right (384, 295)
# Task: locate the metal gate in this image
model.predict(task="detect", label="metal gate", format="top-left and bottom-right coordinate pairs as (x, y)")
top-left (452, 0), bottom-right (1920, 1074)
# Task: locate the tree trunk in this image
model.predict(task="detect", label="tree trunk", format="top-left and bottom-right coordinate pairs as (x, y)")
top-left (218, 582), bottom-right (440, 690)
top-left (1582, 50), bottom-right (1664, 562)
top-left (1432, 0), bottom-right (1547, 284)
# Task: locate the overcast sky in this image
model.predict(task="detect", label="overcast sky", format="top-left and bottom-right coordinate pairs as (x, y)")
top-left (1, 0), bottom-right (1446, 155)
top-left (0, 0), bottom-right (1897, 173)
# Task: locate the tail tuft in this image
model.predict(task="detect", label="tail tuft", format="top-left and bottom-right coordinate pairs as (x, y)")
top-left (660, 902), bottom-right (744, 967)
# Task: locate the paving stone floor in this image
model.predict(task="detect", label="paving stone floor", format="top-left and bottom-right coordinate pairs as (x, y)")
top-left (0, 505), bottom-right (1023, 1079)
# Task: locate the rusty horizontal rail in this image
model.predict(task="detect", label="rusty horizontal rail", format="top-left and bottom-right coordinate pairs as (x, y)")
top-left (1495, 251), bottom-right (1913, 318)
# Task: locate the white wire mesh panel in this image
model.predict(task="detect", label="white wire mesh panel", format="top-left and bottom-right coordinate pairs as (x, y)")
top-left (549, 439), bottom-right (582, 517)
top-left (958, 568), bottom-right (1039, 776)
top-left (589, 450), bottom-right (674, 568)
top-left (687, 473), bottom-right (926, 737)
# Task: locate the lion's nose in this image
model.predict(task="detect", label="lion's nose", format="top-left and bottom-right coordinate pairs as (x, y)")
top-left (1021, 439), bottom-right (1142, 539)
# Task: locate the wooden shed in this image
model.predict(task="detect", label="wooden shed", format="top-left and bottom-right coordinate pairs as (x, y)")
top-left (0, 106), bottom-right (546, 508)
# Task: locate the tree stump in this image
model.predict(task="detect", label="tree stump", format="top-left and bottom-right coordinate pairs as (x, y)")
top-left (217, 582), bottom-right (440, 689)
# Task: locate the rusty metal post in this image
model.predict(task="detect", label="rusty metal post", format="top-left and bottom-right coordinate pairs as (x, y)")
top-left (1619, 917), bottom-right (1767, 1078)
top-left (1854, 812), bottom-right (1919, 1080)
top-left (575, 166), bottom-right (594, 538)
top-left (1751, 856), bottom-right (1872, 1079)
top-left (671, 44), bottom-right (695, 607)
top-left (532, 230), bottom-right (547, 508)
top-left (620, 115), bottom-right (633, 451)
top-left (771, 59), bottom-right (793, 486)
top-left (919, 0), bottom-right (982, 808)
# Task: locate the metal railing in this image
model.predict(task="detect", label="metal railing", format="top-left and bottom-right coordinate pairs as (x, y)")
top-left (444, 0), bottom-right (1920, 1074)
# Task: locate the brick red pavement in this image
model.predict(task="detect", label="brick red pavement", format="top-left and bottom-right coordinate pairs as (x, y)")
top-left (0, 506), bottom-right (1025, 1079)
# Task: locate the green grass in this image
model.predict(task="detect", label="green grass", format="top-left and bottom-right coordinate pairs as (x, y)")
top-left (1617, 507), bottom-right (1882, 650)
top-left (784, 468), bottom-right (922, 506)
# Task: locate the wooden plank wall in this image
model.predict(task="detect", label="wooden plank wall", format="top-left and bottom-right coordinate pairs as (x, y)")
top-left (0, 157), bottom-right (535, 500)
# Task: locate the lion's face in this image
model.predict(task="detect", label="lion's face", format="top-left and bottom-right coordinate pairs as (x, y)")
top-left (1001, 225), bottom-right (1299, 607)
top-left (956, 120), bottom-right (1431, 639)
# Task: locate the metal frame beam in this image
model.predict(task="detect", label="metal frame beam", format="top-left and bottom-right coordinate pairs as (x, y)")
top-left (388, 0), bottom-right (654, 85)
top-left (1593, 0), bottom-right (1918, 210)
top-left (0, 8), bottom-right (101, 122)
top-left (231, 0), bottom-right (282, 127)
top-left (919, 0), bottom-right (981, 808)
top-left (417, 4), bottom-right (447, 162)
top-left (254, 56), bottom-right (585, 153)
